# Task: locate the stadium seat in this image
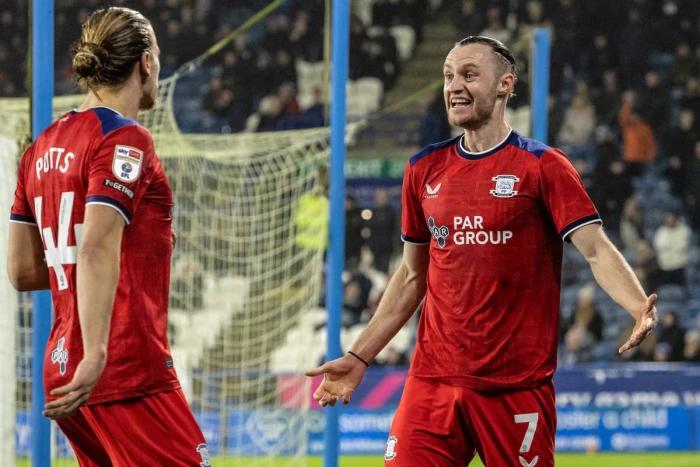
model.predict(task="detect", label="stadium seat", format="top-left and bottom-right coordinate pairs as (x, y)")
top-left (389, 25), bottom-right (416, 62)
top-left (356, 77), bottom-right (384, 112)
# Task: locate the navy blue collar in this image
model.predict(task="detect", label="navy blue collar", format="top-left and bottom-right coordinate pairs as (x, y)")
top-left (456, 130), bottom-right (515, 160)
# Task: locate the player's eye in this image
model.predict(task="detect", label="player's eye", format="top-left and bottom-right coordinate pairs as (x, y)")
top-left (444, 73), bottom-right (453, 81)
top-left (465, 72), bottom-right (475, 80)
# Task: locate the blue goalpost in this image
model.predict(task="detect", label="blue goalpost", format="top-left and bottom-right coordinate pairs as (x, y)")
top-left (324, 1), bottom-right (349, 466)
top-left (531, 28), bottom-right (551, 142)
top-left (30, 1), bottom-right (54, 466)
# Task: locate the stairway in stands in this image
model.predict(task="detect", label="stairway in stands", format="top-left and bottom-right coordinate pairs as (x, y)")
top-left (350, 11), bottom-right (455, 159)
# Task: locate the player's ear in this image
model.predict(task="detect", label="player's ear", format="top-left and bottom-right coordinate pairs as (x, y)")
top-left (139, 51), bottom-right (152, 81)
top-left (497, 72), bottom-right (515, 98)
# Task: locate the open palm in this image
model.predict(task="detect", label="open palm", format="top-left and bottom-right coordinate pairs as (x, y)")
top-left (619, 293), bottom-right (658, 354)
top-left (305, 355), bottom-right (367, 407)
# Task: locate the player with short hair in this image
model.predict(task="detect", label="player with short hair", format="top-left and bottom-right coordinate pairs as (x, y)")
top-left (306, 36), bottom-right (657, 466)
top-left (7, 7), bottom-right (209, 465)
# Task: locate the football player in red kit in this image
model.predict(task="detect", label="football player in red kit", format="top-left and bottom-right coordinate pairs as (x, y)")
top-left (306, 36), bottom-right (657, 466)
top-left (7, 7), bottom-right (209, 466)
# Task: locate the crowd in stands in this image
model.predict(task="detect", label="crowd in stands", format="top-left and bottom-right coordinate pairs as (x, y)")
top-left (1, 0), bottom-right (430, 133)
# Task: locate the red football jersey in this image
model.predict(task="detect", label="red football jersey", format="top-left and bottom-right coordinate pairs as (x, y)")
top-left (10, 107), bottom-right (180, 404)
top-left (401, 130), bottom-right (600, 390)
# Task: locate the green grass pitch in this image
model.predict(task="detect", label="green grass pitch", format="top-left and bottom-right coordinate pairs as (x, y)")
top-left (324, 453), bottom-right (700, 467)
top-left (24, 453), bottom-right (700, 466)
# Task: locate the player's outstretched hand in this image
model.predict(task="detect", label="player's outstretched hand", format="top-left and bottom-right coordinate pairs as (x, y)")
top-left (44, 355), bottom-right (106, 420)
top-left (619, 293), bottom-right (658, 354)
top-left (305, 354), bottom-right (367, 407)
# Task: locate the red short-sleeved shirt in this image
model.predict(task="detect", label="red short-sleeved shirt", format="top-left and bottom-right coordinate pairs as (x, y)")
top-left (10, 107), bottom-right (179, 404)
top-left (401, 130), bottom-right (600, 390)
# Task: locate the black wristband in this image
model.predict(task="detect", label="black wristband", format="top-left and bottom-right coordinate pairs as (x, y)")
top-left (347, 351), bottom-right (369, 367)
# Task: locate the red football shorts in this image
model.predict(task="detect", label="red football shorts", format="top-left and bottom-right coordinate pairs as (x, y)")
top-left (384, 376), bottom-right (555, 466)
top-left (57, 389), bottom-right (210, 466)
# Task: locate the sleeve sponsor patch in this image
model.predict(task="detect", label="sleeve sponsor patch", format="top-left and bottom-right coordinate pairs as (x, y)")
top-left (103, 179), bottom-right (135, 199)
top-left (112, 145), bottom-right (143, 183)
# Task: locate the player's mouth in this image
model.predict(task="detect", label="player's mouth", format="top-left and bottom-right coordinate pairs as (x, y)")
top-left (450, 97), bottom-right (473, 108)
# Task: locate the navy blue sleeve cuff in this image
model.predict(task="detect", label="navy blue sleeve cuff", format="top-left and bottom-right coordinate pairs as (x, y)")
top-left (401, 233), bottom-right (431, 244)
top-left (560, 214), bottom-right (602, 242)
top-left (9, 213), bottom-right (36, 224)
top-left (85, 195), bottom-right (132, 224)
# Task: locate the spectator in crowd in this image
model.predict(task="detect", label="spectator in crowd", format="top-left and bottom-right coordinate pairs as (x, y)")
top-left (594, 69), bottom-right (621, 127)
top-left (590, 125), bottom-right (631, 230)
top-left (619, 197), bottom-right (645, 253)
top-left (511, 0), bottom-right (552, 58)
top-left (300, 86), bottom-right (325, 128)
top-left (684, 330), bottom-right (700, 362)
top-left (479, 6), bottom-right (511, 45)
top-left (616, 8), bottom-right (651, 89)
top-left (683, 141), bottom-right (700, 229)
top-left (670, 42), bottom-right (699, 88)
top-left (271, 50), bottom-right (297, 91)
top-left (680, 77), bottom-right (700, 112)
top-left (203, 76), bottom-right (233, 118)
top-left (656, 309), bottom-right (686, 362)
top-left (289, 10), bottom-right (322, 62)
top-left (275, 82), bottom-right (302, 130)
top-left (349, 14), bottom-right (371, 80)
top-left (632, 240), bottom-right (662, 295)
top-left (653, 210), bottom-right (691, 286)
top-left (560, 325), bottom-right (595, 365)
top-left (345, 195), bottom-right (365, 266)
top-left (278, 82), bottom-right (300, 117)
top-left (368, 189), bottom-right (397, 273)
top-left (637, 70), bottom-right (669, 132)
top-left (255, 95), bottom-right (283, 132)
top-left (343, 280), bottom-right (367, 327)
top-left (419, 88), bottom-right (452, 147)
top-left (294, 165), bottom-right (328, 251)
top-left (619, 90), bottom-right (657, 175)
top-left (587, 33), bottom-right (617, 89)
top-left (342, 260), bottom-right (372, 327)
top-left (452, 0), bottom-right (484, 39)
top-left (561, 283), bottom-right (604, 345)
top-left (556, 83), bottom-right (596, 168)
top-left (665, 108), bottom-right (698, 197)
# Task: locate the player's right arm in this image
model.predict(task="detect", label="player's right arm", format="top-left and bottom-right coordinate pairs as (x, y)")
top-left (7, 223), bottom-right (49, 291)
top-left (7, 146), bottom-right (49, 291)
top-left (305, 242), bottom-right (429, 407)
top-left (306, 158), bottom-right (430, 407)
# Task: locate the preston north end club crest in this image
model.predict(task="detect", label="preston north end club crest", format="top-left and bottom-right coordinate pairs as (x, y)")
top-left (51, 336), bottom-right (68, 376)
top-left (490, 175), bottom-right (520, 198)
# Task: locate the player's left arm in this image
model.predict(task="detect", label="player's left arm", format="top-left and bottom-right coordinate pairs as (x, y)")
top-left (7, 222), bottom-right (49, 291)
top-left (43, 204), bottom-right (124, 419)
top-left (570, 223), bottom-right (658, 354)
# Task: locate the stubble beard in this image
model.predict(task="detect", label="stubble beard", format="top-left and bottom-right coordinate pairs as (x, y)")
top-left (450, 98), bottom-right (496, 130)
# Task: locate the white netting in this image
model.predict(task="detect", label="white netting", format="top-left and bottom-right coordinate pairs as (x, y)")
top-left (0, 133), bottom-right (19, 467)
top-left (0, 71), bottom-right (337, 465)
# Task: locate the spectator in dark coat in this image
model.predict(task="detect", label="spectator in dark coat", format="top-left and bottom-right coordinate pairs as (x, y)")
top-left (656, 310), bottom-right (686, 362)
top-left (420, 88), bottom-right (452, 147)
top-left (345, 195), bottom-right (365, 265)
top-left (368, 189), bottom-right (397, 273)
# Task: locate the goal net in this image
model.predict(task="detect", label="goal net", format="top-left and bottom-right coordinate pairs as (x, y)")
top-left (0, 69), bottom-right (333, 465)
